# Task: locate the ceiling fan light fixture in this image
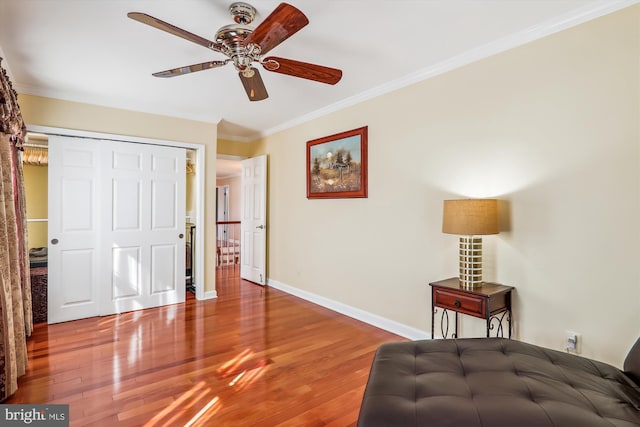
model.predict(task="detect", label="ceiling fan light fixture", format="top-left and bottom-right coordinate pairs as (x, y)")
top-left (242, 68), bottom-right (255, 78)
top-left (233, 54), bottom-right (253, 70)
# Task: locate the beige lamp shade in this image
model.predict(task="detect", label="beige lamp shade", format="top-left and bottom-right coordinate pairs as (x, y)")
top-left (442, 199), bottom-right (499, 236)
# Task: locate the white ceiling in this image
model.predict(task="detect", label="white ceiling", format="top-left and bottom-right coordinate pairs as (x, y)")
top-left (0, 1), bottom-right (634, 142)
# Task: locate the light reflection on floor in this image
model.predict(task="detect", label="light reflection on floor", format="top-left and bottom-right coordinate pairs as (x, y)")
top-left (184, 396), bottom-right (221, 427)
top-left (141, 347), bottom-right (270, 426)
top-left (144, 267), bottom-right (270, 425)
top-left (142, 381), bottom-right (218, 427)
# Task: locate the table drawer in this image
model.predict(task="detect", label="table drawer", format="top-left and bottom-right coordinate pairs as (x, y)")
top-left (434, 289), bottom-right (485, 317)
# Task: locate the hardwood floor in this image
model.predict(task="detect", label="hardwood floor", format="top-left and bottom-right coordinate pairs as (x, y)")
top-left (7, 267), bottom-right (405, 426)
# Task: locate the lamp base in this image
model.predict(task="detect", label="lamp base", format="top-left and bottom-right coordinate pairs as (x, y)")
top-left (459, 236), bottom-right (483, 289)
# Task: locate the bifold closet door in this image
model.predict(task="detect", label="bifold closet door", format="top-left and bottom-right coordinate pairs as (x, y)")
top-left (48, 136), bottom-right (186, 324)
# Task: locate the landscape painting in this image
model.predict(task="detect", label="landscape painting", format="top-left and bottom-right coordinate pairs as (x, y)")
top-left (306, 126), bottom-right (368, 199)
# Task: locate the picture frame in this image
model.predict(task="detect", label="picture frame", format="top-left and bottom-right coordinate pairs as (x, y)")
top-left (306, 126), bottom-right (368, 199)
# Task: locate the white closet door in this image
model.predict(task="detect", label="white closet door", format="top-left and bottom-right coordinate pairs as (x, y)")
top-left (48, 137), bottom-right (186, 324)
top-left (101, 140), bottom-right (185, 314)
top-left (48, 136), bottom-right (101, 323)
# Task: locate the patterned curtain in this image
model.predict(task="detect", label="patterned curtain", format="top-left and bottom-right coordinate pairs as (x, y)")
top-left (0, 57), bottom-right (33, 401)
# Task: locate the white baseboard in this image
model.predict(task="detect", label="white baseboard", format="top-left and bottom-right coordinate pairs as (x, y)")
top-left (267, 279), bottom-right (430, 340)
top-left (201, 290), bottom-right (218, 300)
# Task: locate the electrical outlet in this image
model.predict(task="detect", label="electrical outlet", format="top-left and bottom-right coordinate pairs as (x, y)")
top-left (566, 331), bottom-right (581, 354)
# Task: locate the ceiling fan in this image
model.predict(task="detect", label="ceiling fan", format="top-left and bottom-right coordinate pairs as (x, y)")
top-left (128, 2), bottom-right (343, 101)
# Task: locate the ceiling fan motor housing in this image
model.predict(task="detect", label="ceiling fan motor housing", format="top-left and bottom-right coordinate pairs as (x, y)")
top-left (215, 24), bottom-right (258, 71)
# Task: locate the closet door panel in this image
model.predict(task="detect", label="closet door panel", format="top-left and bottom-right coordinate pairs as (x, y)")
top-left (48, 136), bottom-right (101, 323)
top-left (112, 246), bottom-right (142, 299)
top-left (101, 140), bottom-right (185, 315)
top-left (150, 244), bottom-right (177, 294)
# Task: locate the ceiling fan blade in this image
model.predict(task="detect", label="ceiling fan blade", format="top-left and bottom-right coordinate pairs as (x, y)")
top-left (128, 12), bottom-right (220, 51)
top-left (262, 57), bottom-right (342, 85)
top-left (153, 60), bottom-right (229, 78)
top-left (243, 3), bottom-right (309, 55)
top-left (239, 68), bottom-right (268, 101)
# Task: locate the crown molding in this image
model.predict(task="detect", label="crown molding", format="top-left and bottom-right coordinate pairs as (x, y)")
top-left (261, 0), bottom-right (638, 139)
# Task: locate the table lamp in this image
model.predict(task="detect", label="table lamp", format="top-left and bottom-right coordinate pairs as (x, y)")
top-left (442, 199), bottom-right (499, 288)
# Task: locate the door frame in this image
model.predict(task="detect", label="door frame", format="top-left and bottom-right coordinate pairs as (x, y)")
top-left (27, 124), bottom-right (207, 301)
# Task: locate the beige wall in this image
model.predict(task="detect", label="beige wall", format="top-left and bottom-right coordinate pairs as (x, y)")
top-left (218, 138), bottom-right (254, 157)
top-left (255, 5), bottom-right (639, 367)
top-left (186, 162), bottom-right (196, 223)
top-left (23, 164), bottom-right (48, 249)
top-left (18, 95), bottom-right (218, 293)
top-left (216, 176), bottom-right (242, 221)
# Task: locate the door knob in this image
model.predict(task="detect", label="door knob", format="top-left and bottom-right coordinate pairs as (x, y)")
top-left (256, 225), bottom-right (265, 229)
top-left (179, 233), bottom-right (184, 239)
top-left (51, 238), bottom-right (59, 245)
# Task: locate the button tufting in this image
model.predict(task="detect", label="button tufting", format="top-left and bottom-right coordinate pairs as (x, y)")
top-left (359, 338), bottom-right (640, 426)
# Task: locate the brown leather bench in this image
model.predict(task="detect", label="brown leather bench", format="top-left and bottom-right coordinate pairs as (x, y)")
top-left (358, 337), bottom-right (640, 426)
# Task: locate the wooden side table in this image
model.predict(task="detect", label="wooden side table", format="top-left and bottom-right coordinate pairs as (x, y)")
top-left (429, 278), bottom-right (514, 339)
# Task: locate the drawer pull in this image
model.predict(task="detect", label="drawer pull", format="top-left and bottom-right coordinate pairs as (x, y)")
top-left (454, 300), bottom-right (461, 308)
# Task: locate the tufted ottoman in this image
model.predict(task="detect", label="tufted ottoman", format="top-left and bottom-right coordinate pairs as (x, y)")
top-left (358, 338), bottom-right (640, 426)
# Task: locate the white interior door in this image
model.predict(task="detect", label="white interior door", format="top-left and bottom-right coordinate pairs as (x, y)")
top-left (48, 136), bottom-right (101, 323)
top-left (48, 137), bottom-right (186, 323)
top-left (240, 155), bottom-right (267, 285)
top-left (101, 141), bottom-right (185, 315)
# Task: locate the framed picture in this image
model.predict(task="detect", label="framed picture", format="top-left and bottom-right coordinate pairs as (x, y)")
top-left (306, 126), bottom-right (368, 199)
